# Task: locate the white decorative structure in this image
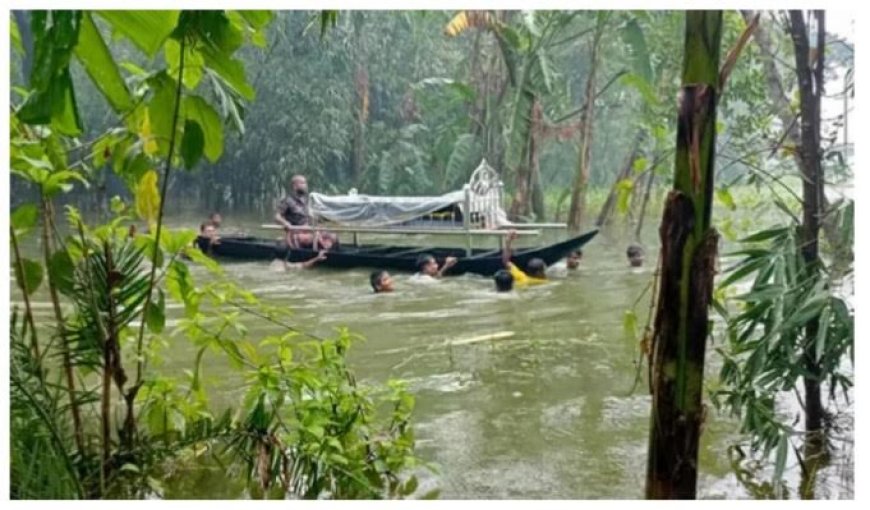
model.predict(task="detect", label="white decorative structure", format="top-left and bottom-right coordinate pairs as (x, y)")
top-left (463, 159), bottom-right (507, 229)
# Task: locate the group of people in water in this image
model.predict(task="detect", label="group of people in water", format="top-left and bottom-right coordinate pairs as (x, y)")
top-left (197, 174), bottom-right (647, 292)
top-left (369, 231), bottom-right (645, 294)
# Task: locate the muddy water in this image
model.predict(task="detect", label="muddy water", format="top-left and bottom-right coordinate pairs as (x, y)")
top-left (10, 216), bottom-right (853, 499)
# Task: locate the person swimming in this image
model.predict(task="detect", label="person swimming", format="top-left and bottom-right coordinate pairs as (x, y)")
top-left (502, 230), bottom-right (547, 287)
top-left (370, 270), bottom-right (395, 293)
top-left (493, 269), bottom-right (514, 292)
top-left (566, 250), bottom-right (582, 270)
top-left (412, 253), bottom-right (458, 281)
top-left (627, 244), bottom-right (645, 267)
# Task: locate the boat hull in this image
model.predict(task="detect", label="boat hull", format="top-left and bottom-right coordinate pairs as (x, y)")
top-left (197, 229), bottom-right (599, 276)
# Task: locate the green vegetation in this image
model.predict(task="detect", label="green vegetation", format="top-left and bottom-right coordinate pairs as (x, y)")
top-left (10, 10), bottom-right (422, 499)
top-left (8, 9), bottom-right (853, 500)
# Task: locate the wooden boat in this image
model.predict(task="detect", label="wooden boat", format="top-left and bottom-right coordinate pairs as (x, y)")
top-left (196, 229), bottom-right (598, 276)
top-left (199, 160), bottom-right (600, 275)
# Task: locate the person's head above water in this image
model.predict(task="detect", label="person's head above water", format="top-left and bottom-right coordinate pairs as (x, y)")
top-left (290, 175), bottom-right (308, 196)
top-left (208, 212), bottom-right (222, 228)
top-left (627, 244), bottom-right (645, 267)
top-left (566, 250), bottom-right (583, 270)
top-left (494, 269), bottom-right (514, 292)
top-left (526, 258), bottom-right (547, 279)
top-left (416, 254), bottom-right (439, 276)
top-left (370, 270), bottom-right (394, 293)
top-left (200, 222), bottom-right (217, 239)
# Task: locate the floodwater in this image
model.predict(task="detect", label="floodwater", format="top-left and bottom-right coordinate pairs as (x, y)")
top-left (10, 216), bottom-right (853, 499)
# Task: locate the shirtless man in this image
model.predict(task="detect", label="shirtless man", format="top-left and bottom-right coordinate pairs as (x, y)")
top-left (275, 175), bottom-right (337, 250)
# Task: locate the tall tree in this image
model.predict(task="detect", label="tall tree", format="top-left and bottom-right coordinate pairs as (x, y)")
top-left (788, 8), bottom-right (827, 451)
top-left (567, 14), bottom-right (606, 231)
top-left (646, 11), bottom-right (722, 499)
top-left (741, 10), bottom-right (846, 258)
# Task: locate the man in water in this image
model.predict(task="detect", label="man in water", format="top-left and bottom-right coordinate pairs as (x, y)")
top-left (200, 222), bottom-right (219, 243)
top-left (412, 254), bottom-right (458, 281)
top-left (370, 270), bottom-right (395, 293)
top-left (627, 244), bottom-right (645, 267)
top-left (502, 230), bottom-right (547, 286)
top-left (275, 175), bottom-right (337, 250)
top-left (566, 250), bottom-right (582, 270)
top-left (493, 269), bottom-right (514, 292)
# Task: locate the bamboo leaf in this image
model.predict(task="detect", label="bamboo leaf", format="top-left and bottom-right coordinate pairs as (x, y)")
top-left (815, 304), bottom-right (832, 363)
top-left (715, 188), bottom-right (737, 211)
top-left (738, 227), bottom-right (790, 243)
top-left (772, 432), bottom-right (788, 489)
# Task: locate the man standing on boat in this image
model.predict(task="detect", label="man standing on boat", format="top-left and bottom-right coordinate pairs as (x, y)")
top-left (275, 175), bottom-right (337, 250)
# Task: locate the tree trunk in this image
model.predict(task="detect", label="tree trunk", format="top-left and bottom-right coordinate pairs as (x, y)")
top-left (788, 9), bottom-right (826, 452)
top-left (646, 11), bottom-right (722, 499)
top-left (350, 14), bottom-right (368, 186)
top-left (596, 130), bottom-right (644, 226)
top-left (530, 99), bottom-right (546, 220)
top-left (634, 166), bottom-right (656, 242)
top-left (508, 93), bottom-right (537, 219)
top-left (742, 10), bottom-right (844, 256)
top-left (567, 23), bottom-right (603, 231)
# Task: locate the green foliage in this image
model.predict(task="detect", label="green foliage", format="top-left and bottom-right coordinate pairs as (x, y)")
top-left (714, 226), bottom-right (853, 460)
top-left (10, 10), bottom-right (427, 500)
top-left (18, 11), bottom-right (84, 135)
top-left (180, 120), bottom-right (205, 169)
top-left (97, 11), bottom-right (180, 57)
top-left (74, 13), bottom-right (134, 113)
top-left (183, 96), bottom-right (224, 162)
top-left (620, 18), bottom-right (652, 81)
top-left (11, 204), bottom-right (40, 237)
top-left (14, 258), bottom-right (44, 296)
top-left (10, 312), bottom-right (85, 499)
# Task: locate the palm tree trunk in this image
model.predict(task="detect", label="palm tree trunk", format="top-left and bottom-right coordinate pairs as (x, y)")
top-left (646, 11), bottom-right (722, 499)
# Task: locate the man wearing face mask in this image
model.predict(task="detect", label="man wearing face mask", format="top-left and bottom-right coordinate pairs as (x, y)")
top-left (275, 175), bottom-right (337, 250)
